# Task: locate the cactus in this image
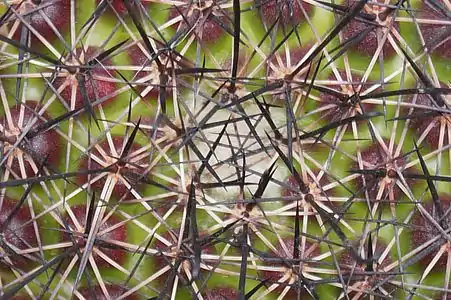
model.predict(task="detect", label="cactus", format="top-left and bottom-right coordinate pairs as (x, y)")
top-left (0, 0), bottom-right (450, 299)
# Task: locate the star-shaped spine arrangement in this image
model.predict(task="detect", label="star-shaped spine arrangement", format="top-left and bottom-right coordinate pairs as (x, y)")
top-left (0, 0), bottom-right (451, 299)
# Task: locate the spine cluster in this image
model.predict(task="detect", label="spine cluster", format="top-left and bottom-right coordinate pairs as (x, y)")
top-left (0, 0), bottom-right (450, 299)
